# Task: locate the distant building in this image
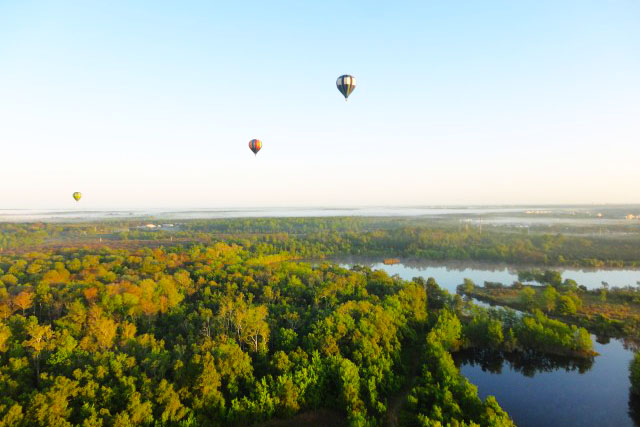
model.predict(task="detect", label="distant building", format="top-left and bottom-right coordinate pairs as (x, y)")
top-left (626, 214), bottom-right (637, 220)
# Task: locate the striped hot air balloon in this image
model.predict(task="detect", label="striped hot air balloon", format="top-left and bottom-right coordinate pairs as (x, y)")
top-left (336, 74), bottom-right (356, 100)
top-left (249, 139), bottom-right (262, 155)
top-left (72, 192), bottom-right (82, 202)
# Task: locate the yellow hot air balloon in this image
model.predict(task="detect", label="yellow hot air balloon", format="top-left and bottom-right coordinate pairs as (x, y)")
top-left (72, 192), bottom-right (82, 202)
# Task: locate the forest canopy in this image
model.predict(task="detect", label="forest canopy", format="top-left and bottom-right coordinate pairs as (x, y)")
top-left (0, 219), bottom-right (603, 426)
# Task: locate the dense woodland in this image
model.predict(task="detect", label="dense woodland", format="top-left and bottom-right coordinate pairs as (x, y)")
top-left (0, 220), bottom-right (600, 426)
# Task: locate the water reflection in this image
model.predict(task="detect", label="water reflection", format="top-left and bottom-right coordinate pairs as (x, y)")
top-left (336, 257), bottom-right (640, 291)
top-left (629, 393), bottom-right (640, 427)
top-left (458, 337), bottom-right (636, 427)
top-left (336, 258), bottom-right (640, 426)
top-left (455, 348), bottom-right (594, 377)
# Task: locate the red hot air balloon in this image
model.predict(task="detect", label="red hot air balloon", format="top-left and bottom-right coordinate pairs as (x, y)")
top-left (249, 139), bottom-right (262, 155)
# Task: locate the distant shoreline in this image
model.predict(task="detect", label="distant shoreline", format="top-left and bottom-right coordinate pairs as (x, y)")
top-left (1, 205), bottom-right (639, 223)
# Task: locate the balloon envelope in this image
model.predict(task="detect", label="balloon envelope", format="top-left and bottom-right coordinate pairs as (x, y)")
top-left (72, 192), bottom-right (82, 202)
top-left (336, 75), bottom-right (356, 100)
top-left (249, 139), bottom-right (262, 155)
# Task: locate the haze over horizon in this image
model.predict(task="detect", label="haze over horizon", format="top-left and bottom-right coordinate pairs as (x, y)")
top-left (2, 0), bottom-right (639, 209)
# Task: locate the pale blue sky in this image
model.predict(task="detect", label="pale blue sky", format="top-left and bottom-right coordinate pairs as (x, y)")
top-left (1, 1), bottom-right (638, 208)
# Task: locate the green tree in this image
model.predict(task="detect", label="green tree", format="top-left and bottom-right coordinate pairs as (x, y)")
top-left (539, 285), bottom-right (558, 313)
top-left (23, 318), bottom-right (54, 383)
top-left (630, 352), bottom-right (640, 397)
top-left (519, 287), bottom-right (536, 309)
top-left (558, 295), bottom-right (577, 315)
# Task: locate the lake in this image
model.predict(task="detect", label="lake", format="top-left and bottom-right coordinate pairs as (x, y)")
top-left (336, 258), bottom-right (640, 291)
top-left (458, 337), bottom-right (638, 427)
top-left (336, 258), bottom-right (640, 427)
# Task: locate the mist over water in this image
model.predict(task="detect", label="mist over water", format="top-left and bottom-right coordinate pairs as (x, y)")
top-left (1, 205), bottom-right (638, 223)
top-left (0, 206), bottom-right (532, 222)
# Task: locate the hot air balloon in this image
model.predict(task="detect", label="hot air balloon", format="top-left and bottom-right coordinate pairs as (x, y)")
top-left (249, 139), bottom-right (262, 155)
top-left (72, 192), bottom-right (82, 202)
top-left (336, 74), bottom-right (356, 100)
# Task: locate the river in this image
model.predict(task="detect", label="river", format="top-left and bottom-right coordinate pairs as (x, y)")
top-left (336, 257), bottom-right (640, 291)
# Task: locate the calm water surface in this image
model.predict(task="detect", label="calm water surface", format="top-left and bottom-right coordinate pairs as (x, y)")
top-left (458, 337), bottom-right (638, 427)
top-left (337, 258), bottom-right (640, 291)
